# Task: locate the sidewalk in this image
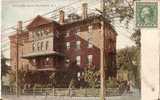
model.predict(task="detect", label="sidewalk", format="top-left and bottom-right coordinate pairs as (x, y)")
top-left (3, 95), bottom-right (140, 100)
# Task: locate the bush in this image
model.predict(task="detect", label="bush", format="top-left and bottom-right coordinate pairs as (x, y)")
top-left (106, 79), bottom-right (118, 88)
top-left (84, 68), bottom-right (100, 88)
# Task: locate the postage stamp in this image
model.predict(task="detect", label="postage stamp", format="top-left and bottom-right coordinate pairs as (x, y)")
top-left (136, 2), bottom-right (158, 28)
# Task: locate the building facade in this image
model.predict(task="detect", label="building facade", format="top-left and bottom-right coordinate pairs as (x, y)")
top-left (9, 3), bottom-right (117, 87)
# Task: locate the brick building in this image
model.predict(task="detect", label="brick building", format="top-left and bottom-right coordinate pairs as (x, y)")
top-left (9, 3), bottom-right (117, 87)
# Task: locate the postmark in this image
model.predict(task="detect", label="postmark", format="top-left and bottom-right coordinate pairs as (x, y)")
top-left (136, 2), bottom-right (158, 28)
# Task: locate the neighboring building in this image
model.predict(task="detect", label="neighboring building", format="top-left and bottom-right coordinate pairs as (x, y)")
top-left (9, 3), bottom-right (117, 87)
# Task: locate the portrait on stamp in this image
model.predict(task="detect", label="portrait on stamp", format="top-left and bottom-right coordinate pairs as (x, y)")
top-left (136, 2), bottom-right (158, 27)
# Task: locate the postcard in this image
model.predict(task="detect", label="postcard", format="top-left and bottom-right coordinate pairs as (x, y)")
top-left (1, 0), bottom-right (159, 100)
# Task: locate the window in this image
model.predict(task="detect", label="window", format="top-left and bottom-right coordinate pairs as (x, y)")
top-left (66, 31), bottom-right (70, 37)
top-left (36, 32), bottom-right (40, 38)
top-left (32, 43), bottom-right (35, 51)
top-left (88, 25), bottom-right (92, 32)
top-left (44, 28), bottom-right (49, 35)
top-left (37, 42), bottom-right (40, 51)
top-left (41, 30), bottom-right (44, 36)
top-left (77, 72), bottom-right (81, 80)
top-left (88, 39), bottom-right (93, 48)
top-left (66, 42), bottom-right (70, 49)
top-left (46, 41), bottom-right (49, 50)
top-left (32, 59), bottom-right (36, 66)
top-left (76, 28), bottom-right (80, 35)
top-left (39, 30), bottom-right (43, 37)
top-left (46, 28), bottom-right (50, 33)
top-left (41, 42), bottom-right (43, 50)
top-left (76, 41), bottom-right (81, 49)
top-left (33, 59), bottom-right (36, 63)
top-left (66, 59), bottom-right (70, 63)
top-left (46, 57), bottom-right (49, 61)
top-left (65, 59), bottom-right (70, 67)
top-left (76, 56), bottom-right (81, 65)
top-left (88, 55), bottom-right (93, 65)
top-left (32, 32), bottom-right (35, 39)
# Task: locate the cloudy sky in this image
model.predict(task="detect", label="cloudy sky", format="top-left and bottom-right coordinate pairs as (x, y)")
top-left (1, 0), bottom-right (135, 58)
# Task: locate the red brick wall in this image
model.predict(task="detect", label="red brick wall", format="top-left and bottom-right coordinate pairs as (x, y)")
top-left (10, 32), bottom-right (29, 71)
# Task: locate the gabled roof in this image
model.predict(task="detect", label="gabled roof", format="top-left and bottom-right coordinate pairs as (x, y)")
top-left (26, 15), bottom-right (55, 29)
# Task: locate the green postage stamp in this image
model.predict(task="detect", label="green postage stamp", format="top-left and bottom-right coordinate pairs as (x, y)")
top-left (136, 2), bottom-right (158, 28)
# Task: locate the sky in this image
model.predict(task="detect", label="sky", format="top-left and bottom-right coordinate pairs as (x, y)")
top-left (1, 0), bottom-right (135, 58)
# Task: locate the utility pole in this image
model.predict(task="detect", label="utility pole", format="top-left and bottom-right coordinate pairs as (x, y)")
top-left (16, 21), bottom-right (22, 97)
top-left (100, 0), bottom-right (106, 100)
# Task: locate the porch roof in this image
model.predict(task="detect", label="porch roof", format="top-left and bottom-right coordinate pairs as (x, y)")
top-left (22, 51), bottom-right (64, 59)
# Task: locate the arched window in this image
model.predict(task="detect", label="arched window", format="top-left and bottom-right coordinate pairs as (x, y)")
top-left (37, 42), bottom-right (40, 51)
top-left (32, 43), bottom-right (35, 51)
top-left (46, 41), bottom-right (49, 50)
top-left (41, 41), bottom-right (43, 50)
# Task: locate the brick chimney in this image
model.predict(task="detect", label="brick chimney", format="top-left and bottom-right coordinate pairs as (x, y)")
top-left (82, 3), bottom-right (88, 19)
top-left (17, 21), bottom-right (23, 33)
top-left (59, 10), bottom-right (65, 24)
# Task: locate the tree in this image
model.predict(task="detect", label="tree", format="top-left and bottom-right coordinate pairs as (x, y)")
top-left (131, 29), bottom-right (141, 48)
top-left (117, 46), bottom-right (140, 88)
top-left (1, 54), bottom-right (10, 77)
top-left (130, 28), bottom-right (141, 88)
top-left (96, 0), bottom-right (135, 26)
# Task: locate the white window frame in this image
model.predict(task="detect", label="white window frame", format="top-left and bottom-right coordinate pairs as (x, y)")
top-left (76, 56), bottom-right (81, 65)
top-left (66, 42), bottom-right (70, 49)
top-left (88, 55), bottom-right (93, 65)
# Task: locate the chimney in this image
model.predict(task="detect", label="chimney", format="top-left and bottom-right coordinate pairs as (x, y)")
top-left (59, 10), bottom-right (65, 24)
top-left (82, 3), bottom-right (88, 19)
top-left (17, 21), bottom-right (23, 33)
